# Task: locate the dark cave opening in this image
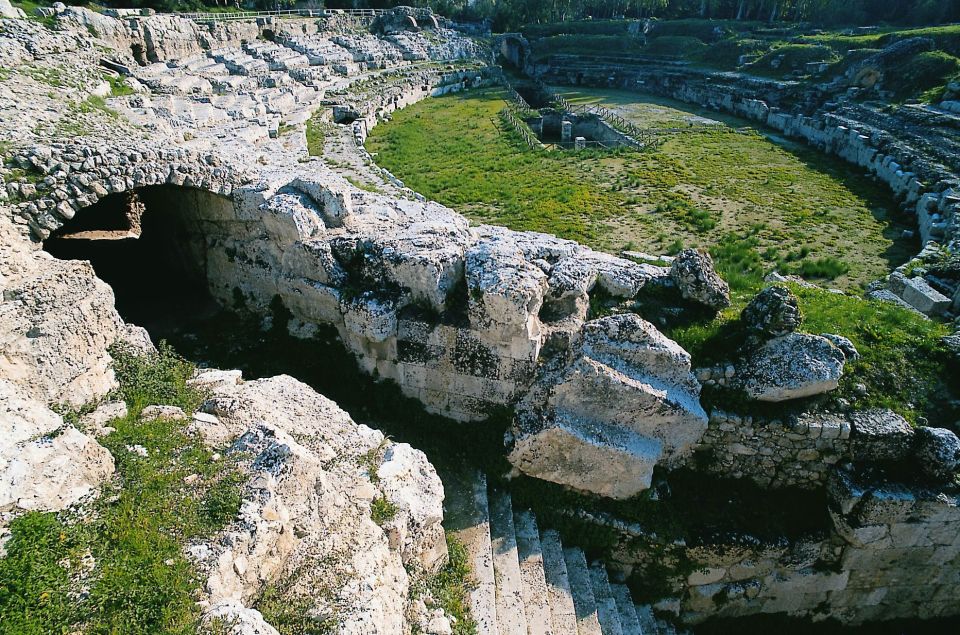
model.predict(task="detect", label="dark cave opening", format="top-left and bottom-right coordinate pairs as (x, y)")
top-left (42, 185), bottom-right (222, 334)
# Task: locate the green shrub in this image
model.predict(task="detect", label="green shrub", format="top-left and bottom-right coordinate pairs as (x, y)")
top-left (110, 341), bottom-right (205, 413)
top-left (371, 496), bottom-right (399, 526)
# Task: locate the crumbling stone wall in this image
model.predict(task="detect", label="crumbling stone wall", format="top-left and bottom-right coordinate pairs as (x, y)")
top-left (606, 468), bottom-right (960, 625)
top-left (691, 409), bottom-right (851, 489)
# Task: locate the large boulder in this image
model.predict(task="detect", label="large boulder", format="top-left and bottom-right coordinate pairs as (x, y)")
top-left (194, 375), bottom-right (447, 633)
top-left (913, 426), bottom-right (960, 482)
top-left (0, 0), bottom-right (25, 19)
top-left (508, 314), bottom-right (707, 499)
top-left (739, 333), bottom-right (845, 402)
top-left (741, 285), bottom-right (802, 338)
top-left (670, 248), bottom-right (730, 311)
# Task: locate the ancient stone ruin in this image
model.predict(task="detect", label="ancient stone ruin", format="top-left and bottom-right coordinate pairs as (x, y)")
top-left (2, 5), bottom-right (960, 635)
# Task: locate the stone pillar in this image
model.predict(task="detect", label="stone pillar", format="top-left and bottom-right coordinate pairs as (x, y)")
top-left (561, 120), bottom-right (572, 143)
top-left (574, 136), bottom-right (586, 150)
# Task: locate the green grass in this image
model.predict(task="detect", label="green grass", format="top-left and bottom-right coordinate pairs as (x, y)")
top-left (410, 534), bottom-right (477, 635)
top-left (104, 72), bottom-right (134, 97)
top-left (257, 580), bottom-right (337, 635)
top-left (369, 87), bottom-right (911, 290)
top-left (306, 112), bottom-right (326, 156)
top-left (366, 87), bottom-right (624, 244)
top-left (663, 231), bottom-right (954, 424)
top-left (0, 344), bottom-right (245, 635)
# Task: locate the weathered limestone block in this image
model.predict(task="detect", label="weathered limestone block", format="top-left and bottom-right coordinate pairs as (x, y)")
top-left (670, 249), bottom-right (730, 311)
top-left (508, 314), bottom-right (707, 498)
top-left (739, 333), bottom-right (845, 402)
top-left (848, 409), bottom-right (914, 463)
top-left (290, 176), bottom-right (354, 227)
top-left (376, 442), bottom-right (447, 572)
top-left (509, 411), bottom-right (663, 500)
top-left (899, 275), bottom-right (951, 316)
top-left (741, 285), bottom-right (802, 338)
top-left (466, 233), bottom-right (547, 337)
top-left (0, 381), bottom-right (115, 515)
top-left (913, 427), bottom-right (960, 482)
top-left (259, 190), bottom-right (325, 244)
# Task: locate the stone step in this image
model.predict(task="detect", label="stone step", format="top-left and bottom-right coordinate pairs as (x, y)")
top-left (445, 469), bottom-right (498, 635)
top-left (539, 529), bottom-right (579, 635)
top-left (489, 487), bottom-right (529, 635)
top-left (609, 585), bottom-right (642, 635)
top-left (589, 562), bottom-right (624, 635)
top-left (634, 605), bottom-right (658, 635)
top-left (562, 547), bottom-right (603, 635)
top-left (513, 509), bottom-right (554, 635)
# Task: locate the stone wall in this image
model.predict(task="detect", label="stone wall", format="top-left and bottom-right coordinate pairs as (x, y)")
top-left (691, 409), bottom-right (851, 489)
top-left (607, 468), bottom-right (960, 626)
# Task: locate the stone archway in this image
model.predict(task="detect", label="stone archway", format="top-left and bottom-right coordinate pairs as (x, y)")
top-left (42, 184), bottom-right (236, 335)
top-left (494, 33), bottom-right (530, 70)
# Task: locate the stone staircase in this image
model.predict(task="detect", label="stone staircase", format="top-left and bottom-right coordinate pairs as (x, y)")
top-left (446, 469), bottom-right (678, 635)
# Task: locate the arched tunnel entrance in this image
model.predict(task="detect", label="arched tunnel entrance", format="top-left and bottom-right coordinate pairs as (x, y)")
top-left (43, 185), bottom-right (226, 335)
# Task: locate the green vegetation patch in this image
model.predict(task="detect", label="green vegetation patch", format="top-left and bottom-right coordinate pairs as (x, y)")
top-left (366, 87), bottom-right (623, 244)
top-left (410, 534), bottom-right (477, 635)
top-left (665, 230), bottom-right (954, 425)
top-left (370, 87), bottom-right (911, 290)
top-left (0, 344), bottom-right (244, 635)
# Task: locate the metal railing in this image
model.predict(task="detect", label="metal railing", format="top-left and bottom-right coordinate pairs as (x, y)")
top-left (499, 107), bottom-right (540, 150)
top-left (175, 8), bottom-right (386, 22)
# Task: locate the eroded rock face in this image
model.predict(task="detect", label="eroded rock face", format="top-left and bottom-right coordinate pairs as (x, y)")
top-left (194, 375), bottom-right (446, 634)
top-left (0, 219), bottom-right (123, 406)
top-left (738, 333), bottom-right (846, 402)
top-left (0, 380), bottom-right (114, 515)
top-left (509, 314), bottom-right (708, 499)
top-left (670, 248), bottom-right (730, 311)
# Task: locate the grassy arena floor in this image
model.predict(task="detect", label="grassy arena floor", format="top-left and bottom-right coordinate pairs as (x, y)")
top-left (366, 86), bottom-right (915, 290)
top-left (366, 87), bottom-right (956, 425)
